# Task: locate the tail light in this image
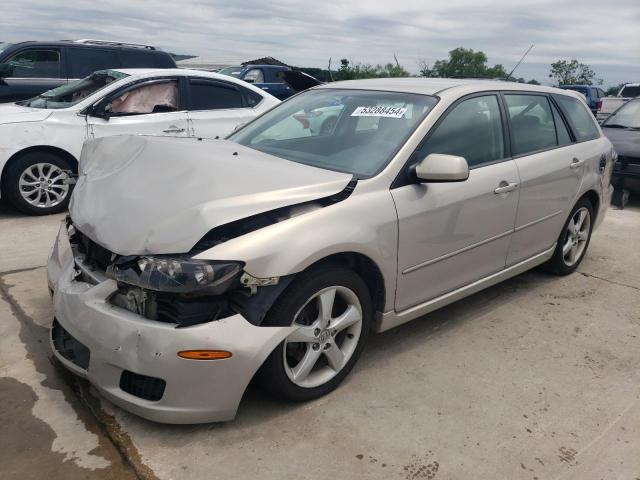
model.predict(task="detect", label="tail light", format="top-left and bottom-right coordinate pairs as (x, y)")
top-left (596, 100), bottom-right (603, 111)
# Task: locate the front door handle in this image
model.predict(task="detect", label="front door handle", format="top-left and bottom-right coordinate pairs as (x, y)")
top-left (494, 182), bottom-right (519, 195)
top-left (570, 157), bottom-right (585, 169)
top-left (163, 126), bottom-right (185, 134)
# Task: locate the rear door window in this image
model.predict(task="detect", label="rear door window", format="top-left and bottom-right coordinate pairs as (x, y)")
top-left (505, 94), bottom-right (557, 155)
top-left (555, 95), bottom-right (600, 141)
top-left (68, 48), bottom-right (119, 78)
top-left (188, 79), bottom-right (244, 110)
top-left (419, 95), bottom-right (505, 167)
top-left (5, 49), bottom-right (61, 78)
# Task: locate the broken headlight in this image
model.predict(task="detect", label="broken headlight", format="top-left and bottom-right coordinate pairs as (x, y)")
top-left (109, 256), bottom-right (243, 294)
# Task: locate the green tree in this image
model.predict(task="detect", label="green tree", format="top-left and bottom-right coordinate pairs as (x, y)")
top-left (605, 83), bottom-right (626, 96)
top-left (549, 59), bottom-right (598, 85)
top-left (335, 58), bottom-right (410, 81)
top-left (422, 48), bottom-right (507, 79)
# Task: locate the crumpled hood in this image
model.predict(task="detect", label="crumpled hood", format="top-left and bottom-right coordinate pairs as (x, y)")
top-left (70, 135), bottom-right (353, 255)
top-left (602, 127), bottom-right (640, 157)
top-left (0, 102), bottom-right (53, 125)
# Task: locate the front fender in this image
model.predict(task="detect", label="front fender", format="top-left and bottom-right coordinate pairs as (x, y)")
top-left (194, 187), bottom-right (399, 312)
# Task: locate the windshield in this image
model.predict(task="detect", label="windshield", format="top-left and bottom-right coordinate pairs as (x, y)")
top-left (218, 66), bottom-right (243, 78)
top-left (230, 88), bottom-right (438, 177)
top-left (0, 42), bottom-right (11, 54)
top-left (21, 70), bottom-right (129, 109)
top-left (603, 99), bottom-right (640, 129)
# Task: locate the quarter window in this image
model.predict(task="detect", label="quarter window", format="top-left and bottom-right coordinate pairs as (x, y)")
top-left (189, 80), bottom-right (244, 110)
top-left (505, 94), bottom-right (557, 156)
top-left (5, 49), bottom-right (60, 78)
top-left (555, 95), bottom-right (600, 141)
top-left (419, 95), bottom-right (504, 167)
top-left (551, 103), bottom-right (572, 146)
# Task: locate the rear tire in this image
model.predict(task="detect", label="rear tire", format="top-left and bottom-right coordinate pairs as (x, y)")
top-left (3, 151), bottom-right (73, 215)
top-left (258, 266), bottom-right (372, 402)
top-left (545, 198), bottom-right (594, 276)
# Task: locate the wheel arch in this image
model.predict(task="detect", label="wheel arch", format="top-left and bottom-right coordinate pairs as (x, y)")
top-left (578, 189), bottom-right (600, 223)
top-left (1, 145), bottom-right (78, 192)
top-left (291, 251), bottom-right (387, 315)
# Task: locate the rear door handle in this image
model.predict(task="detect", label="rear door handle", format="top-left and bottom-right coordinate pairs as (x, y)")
top-left (494, 182), bottom-right (519, 194)
top-left (570, 157), bottom-right (585, 169)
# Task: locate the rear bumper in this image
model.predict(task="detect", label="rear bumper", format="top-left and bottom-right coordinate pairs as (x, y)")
top-left (47, 224), bottom-right (294, 424)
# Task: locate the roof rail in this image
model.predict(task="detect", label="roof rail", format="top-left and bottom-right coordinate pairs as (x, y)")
top-left (74, 39), bottom-right (156, 50)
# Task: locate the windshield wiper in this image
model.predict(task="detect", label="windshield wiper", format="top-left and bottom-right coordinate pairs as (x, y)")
top-left (603, 124), bottom-right (629, 129)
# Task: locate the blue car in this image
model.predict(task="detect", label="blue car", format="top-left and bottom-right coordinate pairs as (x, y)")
top-left (559, 85), bottom-right (606, 115)
top-left (218, 64), bottom-right (296, 100)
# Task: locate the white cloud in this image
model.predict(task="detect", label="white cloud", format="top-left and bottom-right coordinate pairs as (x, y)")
top-left (3, 0), bottom-right (639, 86)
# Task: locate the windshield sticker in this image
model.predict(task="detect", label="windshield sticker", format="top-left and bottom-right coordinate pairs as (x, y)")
top-left (351, 106), bottom-right (407, 118)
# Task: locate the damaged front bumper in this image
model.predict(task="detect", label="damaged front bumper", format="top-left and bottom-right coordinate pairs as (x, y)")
top-left (47, 224), bottom-right (294, 424)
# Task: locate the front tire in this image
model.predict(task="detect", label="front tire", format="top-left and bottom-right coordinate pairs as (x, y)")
top-left (3, 151), bottom-right (73, 215)
top-left (259, 266), bottom-right (372, 402)
top-left (545, 198), bottom-right (594, 275)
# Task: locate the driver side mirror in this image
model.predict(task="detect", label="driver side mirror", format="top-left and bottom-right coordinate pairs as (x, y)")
top-left (0, 63), bottom-right (14, 78)
top-left (414, 153), bottom-right (469, 182)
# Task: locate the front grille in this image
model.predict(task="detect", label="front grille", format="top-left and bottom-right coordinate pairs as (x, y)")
top-left (51, 319), bottom-right (90, 370)
top-left (77, 232), bottom-right (116, 271)
top-left (119, 371), bottom-right (166, 401)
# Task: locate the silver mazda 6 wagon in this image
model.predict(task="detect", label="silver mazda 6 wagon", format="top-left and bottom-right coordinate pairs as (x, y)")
top-left (48, 78), bottom-right (614, 423)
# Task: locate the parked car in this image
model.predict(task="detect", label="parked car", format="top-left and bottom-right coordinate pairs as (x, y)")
top-left (219, 64), bottom-right (296, 99)
top-left (601, 97), bottom-right (640, 207)
top-left (0, 39), bottom-right (176, 103)
top-left (48, 79), bottom-right (613, 424)
top-left (596, 83), bottom-right (640, 123)
top-left (0, 68), bottom-right (279, 215)
top-left (559, 85), bottom-right (605, 115)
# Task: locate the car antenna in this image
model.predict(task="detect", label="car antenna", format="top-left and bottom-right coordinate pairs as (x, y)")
top-left (506, 44), bottom-right (534, 81)
top-left (328, 57), bottom-right (334, 82)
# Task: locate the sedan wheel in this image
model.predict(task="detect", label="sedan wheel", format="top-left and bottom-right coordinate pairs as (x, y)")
top-left (545, 198), bottom-right (594, 276)
top-left (259, 266), bottom-right (371, 402)
top-left (283, 286), bottom-right (363, 388)
top-left (4, 151), bottom-right (73, 215)
top-left (19, 162), bottom-right (70, 210)
top-left (561, 207), bottom-right (591, 267)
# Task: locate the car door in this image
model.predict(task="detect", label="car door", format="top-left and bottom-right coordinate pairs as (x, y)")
top-left (391, 93), bottom-right (520, 311)
top-left (503, 93), bottom-right (583, 265)
top-left (87, 77), bottom-right (189, 140)
top-left (0, 47), bottom-right (65, 102)
top-left (186, 77), bottom-right (260, 139)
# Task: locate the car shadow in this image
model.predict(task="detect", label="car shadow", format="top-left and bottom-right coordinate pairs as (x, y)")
top-left (225, 267), bottom-right (556, 428)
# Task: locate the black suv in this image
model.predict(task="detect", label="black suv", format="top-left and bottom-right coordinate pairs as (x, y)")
top-left (0, 39), bottom-right (176, 103)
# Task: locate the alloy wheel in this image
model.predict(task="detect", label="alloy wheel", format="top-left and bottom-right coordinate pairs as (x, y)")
top-left (18, 162), bottom-right (70, 209)
top-left (283, 286), bottom-right (363, 388)
top-left (562, 207), bottom-right (591, 267)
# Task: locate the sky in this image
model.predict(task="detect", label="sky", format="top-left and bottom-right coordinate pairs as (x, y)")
top-left (2, 0), bottom-right (639, 87)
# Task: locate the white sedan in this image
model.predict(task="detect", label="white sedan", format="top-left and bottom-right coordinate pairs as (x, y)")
top-left (0, 68), bottom-right (279, 215)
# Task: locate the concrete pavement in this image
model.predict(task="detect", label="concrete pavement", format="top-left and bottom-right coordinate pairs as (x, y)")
top-left (0, 198), bottom-right (639, 480)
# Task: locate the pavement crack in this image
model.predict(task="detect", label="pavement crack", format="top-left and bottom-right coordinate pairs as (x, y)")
top-left (0, 264), bottom-right (47, 276)
top-left (577, 270), bottom-right (640, 292)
